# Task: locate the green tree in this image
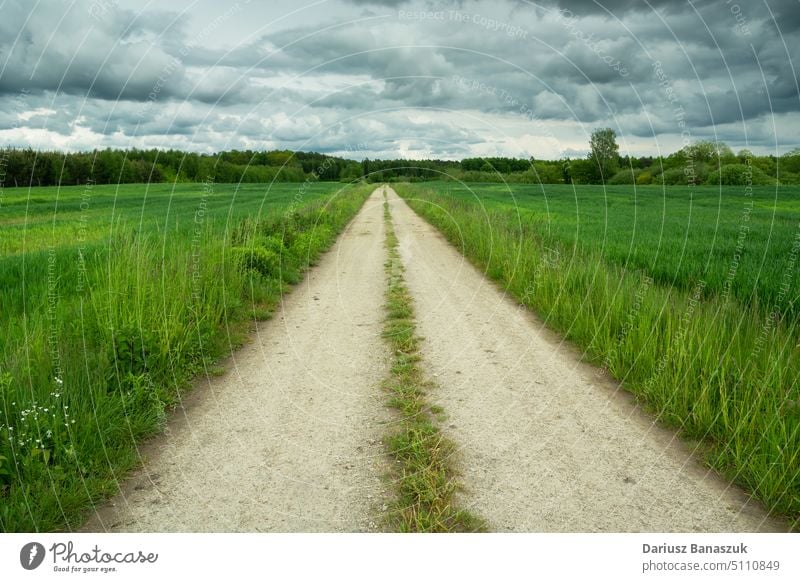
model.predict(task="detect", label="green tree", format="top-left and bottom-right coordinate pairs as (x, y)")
top-left (780, 149), bottom-right (800, 174)
top-left (566, 158), bottom-right (600, 184)
top-left (681, 140), bottom-right (733, 163)
top-left (589, 128), bottom-right (620, 183)
top-left (339, 162), bottom-right (362, 182)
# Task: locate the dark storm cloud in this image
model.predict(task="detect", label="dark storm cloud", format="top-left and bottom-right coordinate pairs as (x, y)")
top-left (527, 0), bottom-right (793, 18)
top-left (235, 1), bottom-right (794, 119)
top-left (1, 0), bottom-right (797, 156)
top-left (542, 0), bottom-right (800, 33)
top-left (538, 0), bottom-right (684, 14)
top-left (0, 1), bottom-right (169, 99)
top-left (0, 0), bottom-right (252, 105)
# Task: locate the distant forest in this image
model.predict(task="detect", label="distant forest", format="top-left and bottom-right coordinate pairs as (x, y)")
top-left (1, 141), bottom-right (799, 188)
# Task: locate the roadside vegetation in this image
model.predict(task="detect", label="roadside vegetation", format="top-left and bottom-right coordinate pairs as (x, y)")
top-left (394, 181), bottom-right (800, 528)
top-left (380, 191), bottom-right (485, 532)
top-left (0, 181), bottom-right (372, 532)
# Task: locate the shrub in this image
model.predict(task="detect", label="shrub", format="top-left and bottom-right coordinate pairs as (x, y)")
top-left (779, 171), bottom-right (800, 185)
top-left (566, 158), bottom-right (600, 184)
top-left (607, 168), bottom-right (642, 185)
top-left (290, 226), bottom-right (333, 265)
top-left (707, 164), bottom-right (774, 186)
top-left (656, 167), bottom-right (688, 185)
top-left (779, 151), bottom-right (800, 174)
top-left (232, 246), bottom-right (281, 279)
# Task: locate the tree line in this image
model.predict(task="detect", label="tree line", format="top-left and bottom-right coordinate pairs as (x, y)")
top-left (569, 128), bottom-right (800, 186)
top-left (0, 148), bottom-right (364, 188)
top-left (2, 136), bottom-right (799, 189)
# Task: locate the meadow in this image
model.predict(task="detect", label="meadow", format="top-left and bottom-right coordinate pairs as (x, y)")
top-left (0, 180), bottom-right (372, 532)
top-left (394, 181), bottom-right (800, 526)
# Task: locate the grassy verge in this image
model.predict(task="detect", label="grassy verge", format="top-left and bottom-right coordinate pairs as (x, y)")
top-left (380, 189), bottom-right (485, 532)
top-left (394, 183), bottom-right (800, 529)
top-left (0, 182), bottom-right (372, 532)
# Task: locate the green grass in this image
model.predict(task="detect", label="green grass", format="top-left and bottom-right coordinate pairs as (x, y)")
top-left (380, 192), bottom-right (485, 532)
top-left (0, 182), bottom-right (303, 255)
top-left (0, 180), bottom-right (373, 532)
top-left (394, 181), bottom-right (800, 528)
top-left (403, 182), bottom-right (800, 316)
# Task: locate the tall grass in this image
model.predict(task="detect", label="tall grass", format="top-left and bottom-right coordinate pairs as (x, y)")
top-left (412, 183), bottom-right (800, 318)
top-left (394, 182), bottom-right (800, 527)
top-left (0, 181), bottom-right (372, 532)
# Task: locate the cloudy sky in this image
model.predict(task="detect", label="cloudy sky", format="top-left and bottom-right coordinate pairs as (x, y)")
top-left (0, 0), bottom-right (798, 159)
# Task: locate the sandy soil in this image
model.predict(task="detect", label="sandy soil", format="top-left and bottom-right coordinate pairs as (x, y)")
top-left (83, 190), bottom-right (391, 532)
top-left (386, 187), bottom-right (789, 532)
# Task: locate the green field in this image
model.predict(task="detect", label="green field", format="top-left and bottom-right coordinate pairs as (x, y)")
top-left (3, 179), bottom-right (798, 531)
top-left (395, 181), bottom-right (800, 525)
top-left (0, 181), bottom-right (372, 532)
top-left (399, 182), bottom-right (800, 315)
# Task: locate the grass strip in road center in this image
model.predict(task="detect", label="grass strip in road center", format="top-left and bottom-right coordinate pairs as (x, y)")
top-left (380, 189), bottom-right (485, 533)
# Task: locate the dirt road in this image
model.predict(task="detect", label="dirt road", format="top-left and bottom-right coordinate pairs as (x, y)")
top-left (85, 186), bottom-right (787, 532)
top-left (385, 187), bottom-right (787, 532)
top-left (84, 190), bottom-right (391, 532)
